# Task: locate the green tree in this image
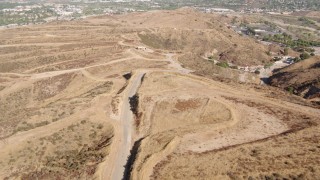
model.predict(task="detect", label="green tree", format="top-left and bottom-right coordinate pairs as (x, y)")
top-left (300, 52), bottom-right (311, 60)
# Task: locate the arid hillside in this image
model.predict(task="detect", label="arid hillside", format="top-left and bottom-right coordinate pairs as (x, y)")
top-left (269, 56), bottom-right (320, 104)
top-left (119, 8), bottom-right (274, 66)
top-left (0, 9), bottom-right (319, 180)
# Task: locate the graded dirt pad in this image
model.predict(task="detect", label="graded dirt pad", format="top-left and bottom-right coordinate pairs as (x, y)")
top-left (129, 71), bottom-right (319, 180)
top-left (152, 125), bottom-right (320, 180)
top-left (0, 8), bottom-right (320, 180)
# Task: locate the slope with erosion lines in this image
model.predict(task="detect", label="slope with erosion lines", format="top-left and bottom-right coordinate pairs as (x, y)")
top-left (0, 69), bottom-right (117, 179)
top-left (269, 56), bottom-right (320, 103)
top-left (123, 8), bottom-right (274, 66)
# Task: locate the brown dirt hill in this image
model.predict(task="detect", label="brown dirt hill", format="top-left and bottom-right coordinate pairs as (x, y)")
top-left (290, 11), bottom-right (320, 19)
top-left (269, 56), bottom-right (320, 104)
top-left (120, 8), bottom-right (274, 66)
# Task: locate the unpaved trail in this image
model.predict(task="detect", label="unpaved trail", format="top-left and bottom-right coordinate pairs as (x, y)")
top-left (259, 60), bottom-right (290, 84)
top-left (180, 100), bottom-right (289, 153)
top-left (0, 42), bottom-right (74, 47)
top-left (30, 57), bottom-right (133, 79)
top-left (166, 53), bottom-right (193, 74)
top-left (138, 137), bottom-right (181, 180)
top-left (108, 71), bottom-right (145, 180)
top-left (0, 72), bottom-right (31, 77)
top-left (0, 49), bottom-right (167, 80)
top-left (0, 111), bottom-right (85, 151)
top-left (102, 52), bottom-right (191, 180)
top-left (0, 58), bottom-right (132, 79)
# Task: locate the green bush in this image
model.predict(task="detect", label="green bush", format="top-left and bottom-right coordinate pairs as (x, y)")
top-left (216, 62), bottom-right (229, 68)
top-left (264, 62), bottom-right (273, 68)
top-left (300, 52), bottom-right (311, 60)
top-left (287, 87), bottom-right (294, 94)
top-left (293, 57), bottom-right (301, 62)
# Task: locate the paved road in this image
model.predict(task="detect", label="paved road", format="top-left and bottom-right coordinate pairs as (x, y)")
top-left (111, 72), bottom-right (145, 180)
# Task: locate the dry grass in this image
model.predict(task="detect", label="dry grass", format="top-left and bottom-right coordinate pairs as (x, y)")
top-left (0, 8), bottom-right (319, 180)
top-left (1, 120), bottom-right (114, 180)
top-left (152, 125), bottom-right (320, 180)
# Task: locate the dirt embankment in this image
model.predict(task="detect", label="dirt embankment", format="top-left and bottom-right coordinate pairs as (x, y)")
top-left (269, 56), bottom-right (320, 105)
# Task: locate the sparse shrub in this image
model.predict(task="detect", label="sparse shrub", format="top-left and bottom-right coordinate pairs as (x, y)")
top-left (89, 131), bottom-right (97, 139)
top-left (264, 62), bottom-right (273, 69)
top-left (246, 27), bottom-right (256, 36)
top-left (287, 86), bottom-right (294, 94)
top-left (216, 62), bottom-right (229, 68)
top-left (300, 52), bottom-right (311, 60)
top-left (97, 124), bottom-right (103, 129)
top-left (293, 57), bottom-right (301, 62)
top-left (35, 121), bottom-right (49, 127)
top-left (272, 57), bottom-right (282, 61)
top-left (283, 48), bottom-right (289, 55)
top-left (67, 124), bottom-right (76, 131)
top-left (52, 118), bottom-right (59, 122)
top-left (266, 51), bottom-right (271, 56)
top-left (230, 66), bottom-right (238, 69)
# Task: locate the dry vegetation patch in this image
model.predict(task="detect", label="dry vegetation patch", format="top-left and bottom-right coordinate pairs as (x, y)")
top-left (152, 125), bottom-right (320, 180)
top-left (33, 73), bottom-right (75, 101)
top-left (0, 120), bottom-right (113, 180)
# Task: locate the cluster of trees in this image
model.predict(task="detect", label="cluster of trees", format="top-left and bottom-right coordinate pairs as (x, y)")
top-left (290, 52), bottom-right (314, 63)
top-left (0, 7), bottom-right (56, 26)
top-left (263, 33), bottom-right (320, 47)
top-left (298, 17), bottom-right (316, 26)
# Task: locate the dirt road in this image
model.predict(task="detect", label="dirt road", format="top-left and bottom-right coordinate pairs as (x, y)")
top-left (110, 72), bottom-right (145, 180)
top-left (103, 52), bottom-right (191, 180)
top-left (166, 53), bottom-right (192, 74)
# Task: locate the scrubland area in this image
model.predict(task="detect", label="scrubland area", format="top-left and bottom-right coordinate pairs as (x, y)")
top-left (0, 8), bottom-right (319, 180)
